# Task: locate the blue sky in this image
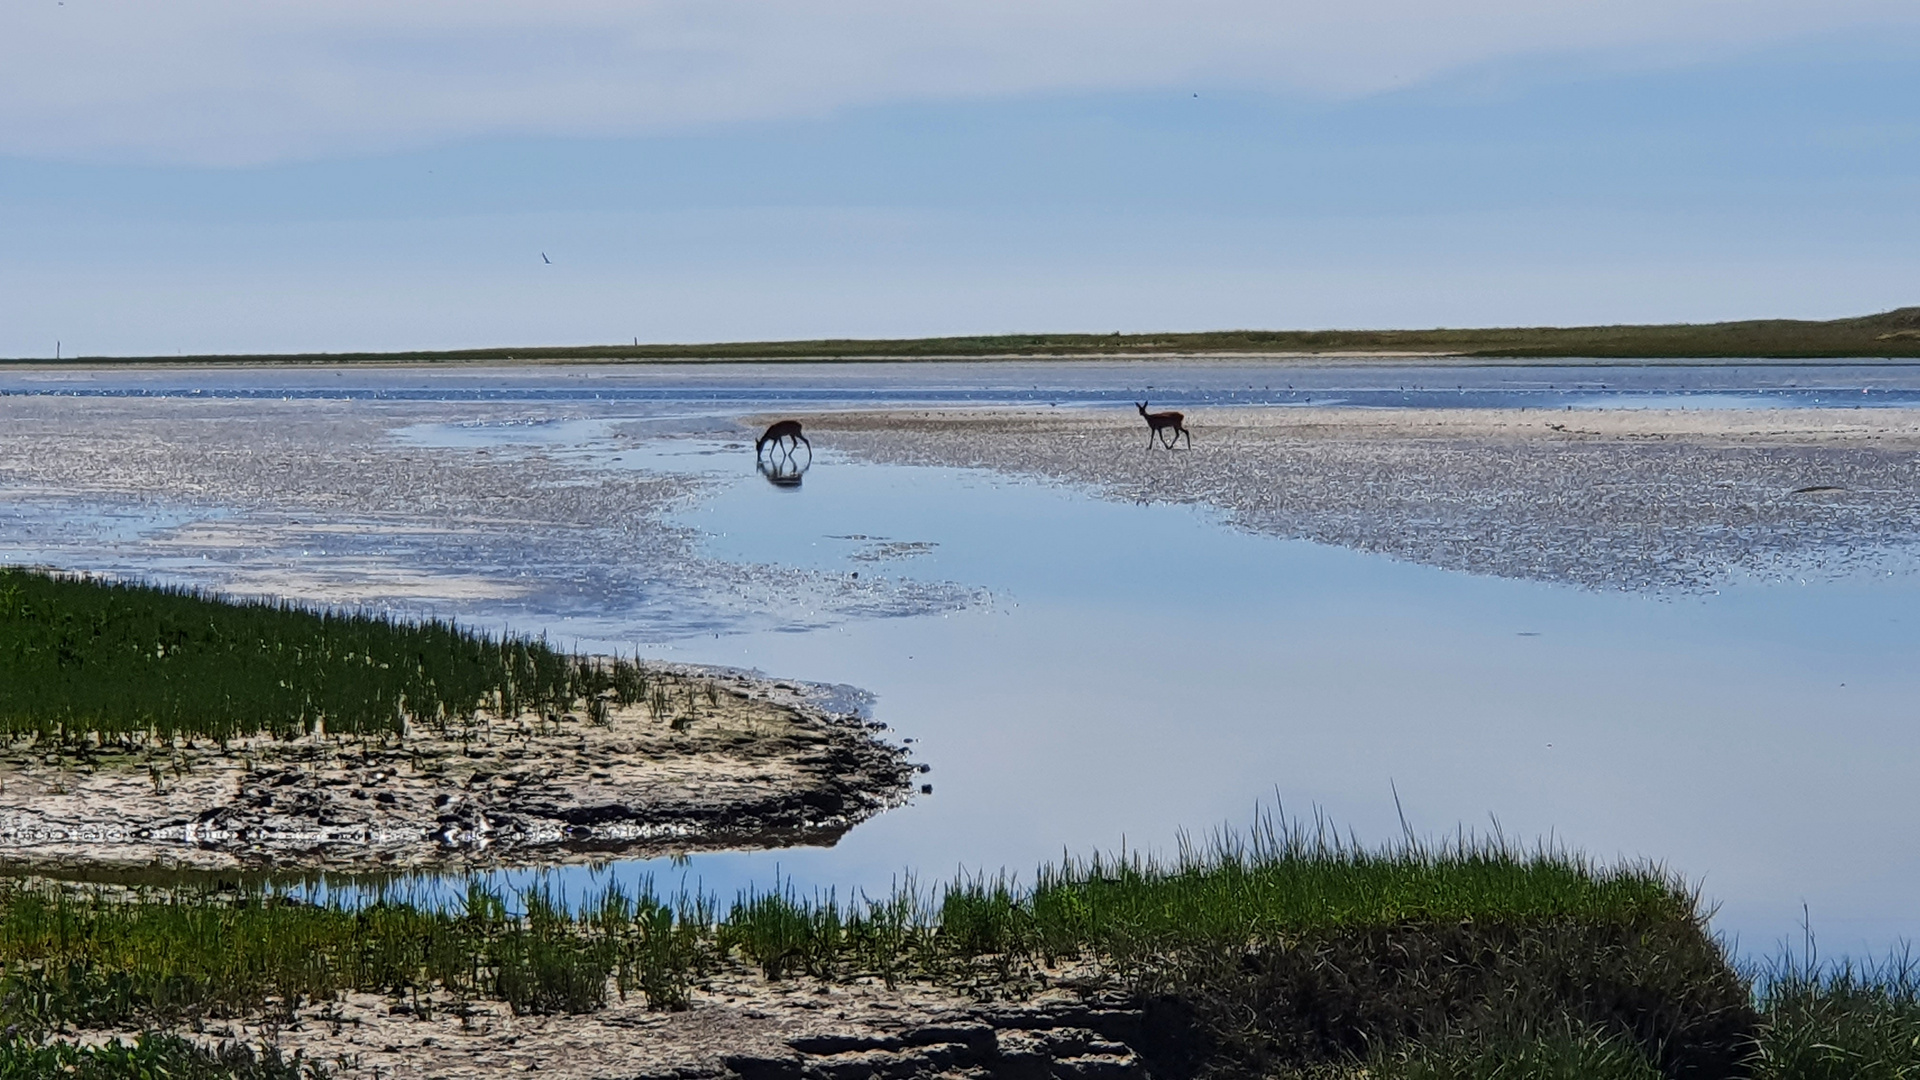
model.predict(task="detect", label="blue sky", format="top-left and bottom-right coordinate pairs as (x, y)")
top-left (2, 3), bottom-right (1918, 356)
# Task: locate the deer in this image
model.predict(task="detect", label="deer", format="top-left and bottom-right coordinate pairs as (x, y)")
top-left (1136, 402), bottom-right (1190, 449)
top-left (755, 420), bottom-right (810, 458)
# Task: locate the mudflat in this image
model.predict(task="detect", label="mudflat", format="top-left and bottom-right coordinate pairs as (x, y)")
top-left (796, 406), bottom-right (1920, 590)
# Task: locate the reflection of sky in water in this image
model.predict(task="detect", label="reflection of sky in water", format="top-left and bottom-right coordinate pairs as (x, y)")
top-left (0, 498), bottom-right (231, 572)
top-left (313, 437), bottom-right (1920, 965)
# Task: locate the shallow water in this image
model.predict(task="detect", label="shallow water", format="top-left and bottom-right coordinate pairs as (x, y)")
top-left (4, 363), bottom-right (1920, 962)
top-left (8, 358), bottom-right (1920, 411)
top-left (443, 438), bottom-right (1920, 964)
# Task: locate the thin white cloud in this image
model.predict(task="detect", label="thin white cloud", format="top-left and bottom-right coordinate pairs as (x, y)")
top-left (2, 0), bottom-right (1914, 165)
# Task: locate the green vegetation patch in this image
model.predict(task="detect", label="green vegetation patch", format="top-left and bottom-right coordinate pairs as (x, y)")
top-left (0, 821), bottom-right (1759, 1077)
top-left (7, 832), bottom-right (1919, 1079)
top-left (0, 1033), bottom-right (326, 1080)
top-left (948, 826), bottom-right (1744, 1078)
top-left (0, 568), bottom-right (653, 742)
top-left (1749, 955), bottom-right (1920, 1080)
top-left (0, 878), bottom-right (713, 1026)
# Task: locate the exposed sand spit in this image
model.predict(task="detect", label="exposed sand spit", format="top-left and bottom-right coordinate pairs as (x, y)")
top-left (794, 406), bottom-right (1920, 590)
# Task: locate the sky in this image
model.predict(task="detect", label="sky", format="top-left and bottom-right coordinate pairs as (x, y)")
top-left (3, 1), bottom-right (1919, 356)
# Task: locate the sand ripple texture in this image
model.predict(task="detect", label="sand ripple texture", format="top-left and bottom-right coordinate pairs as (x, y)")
top-left (799, 407), bottom-right (1920, 591)
top-left (0, 397), bottom-right (975, 634)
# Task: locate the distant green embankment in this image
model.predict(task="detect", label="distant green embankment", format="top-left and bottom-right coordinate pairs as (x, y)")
top-left (13, 307), bottom-right (1920, 365)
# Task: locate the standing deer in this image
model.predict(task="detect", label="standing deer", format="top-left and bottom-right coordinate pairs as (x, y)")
top-left (755, 420), bottom-right (811, 458)
top-left (1136, 402), bottom-right (1190, 449)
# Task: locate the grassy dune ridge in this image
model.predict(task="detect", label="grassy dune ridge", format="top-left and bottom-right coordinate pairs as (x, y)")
top-left (14, 308), bottom-right (1920, 364)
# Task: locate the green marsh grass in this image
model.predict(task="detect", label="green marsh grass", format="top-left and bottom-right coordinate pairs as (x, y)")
top-left (0, 876), bottom-right (716, 1025)
top-left (1748, 949), bottom-right (1920, 1080)
top-left (0, 815), bottom-right (1756, 1077)
top-left (0, 568), bottom-right (662, 743)
top-left (0, 1032), bottom-right (327, 1079)
top-left (8, 820), bottom-right (1920, 1079)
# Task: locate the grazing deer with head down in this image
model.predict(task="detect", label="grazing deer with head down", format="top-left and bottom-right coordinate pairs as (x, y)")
top-left (1136, 402), bottom-right (1190, 449)
top-left (755, 420), bottom-right (811, 458)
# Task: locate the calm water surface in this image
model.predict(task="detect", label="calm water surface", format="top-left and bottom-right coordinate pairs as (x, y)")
top-left (5, 362), bottom-right (1918, 960)
top-left (520, 440), bottom-right (1920, 963)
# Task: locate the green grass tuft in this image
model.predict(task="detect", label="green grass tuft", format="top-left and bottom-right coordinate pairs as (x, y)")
top-left (1749, 951), bottom-right (1920, 1080)
top-left (0, 1032), bottom-right (327, 1080)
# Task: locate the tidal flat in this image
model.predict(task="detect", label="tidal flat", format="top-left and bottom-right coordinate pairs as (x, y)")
top-left (798, 405), bottom-right (1920, 591)
top-left (4, 364), bottom-right (1920, 1076)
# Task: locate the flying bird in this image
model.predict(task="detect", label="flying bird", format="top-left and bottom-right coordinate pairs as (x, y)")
top-left (541, 253), bottom-right (551, 264)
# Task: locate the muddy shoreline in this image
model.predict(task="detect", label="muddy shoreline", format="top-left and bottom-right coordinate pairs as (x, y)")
top-left (0, 664), bottom-right (919, 873)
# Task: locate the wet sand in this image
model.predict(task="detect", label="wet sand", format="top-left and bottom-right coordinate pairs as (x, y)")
top-left (0, 395), bottom-right (976, 636)
top-left (0, 665), bottom-right (917, 872)
top-left (795, 407), bottom-right (1920, 591)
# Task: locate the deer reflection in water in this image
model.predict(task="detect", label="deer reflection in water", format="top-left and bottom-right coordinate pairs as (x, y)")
top-left (757, 455), bottom-right (809, 488)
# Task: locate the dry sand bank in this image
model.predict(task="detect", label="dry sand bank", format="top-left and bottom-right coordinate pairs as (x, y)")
top-left (793, 407), bottom-right (1920, 590)
top-left (0, 665), bottom-right (918, 872)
